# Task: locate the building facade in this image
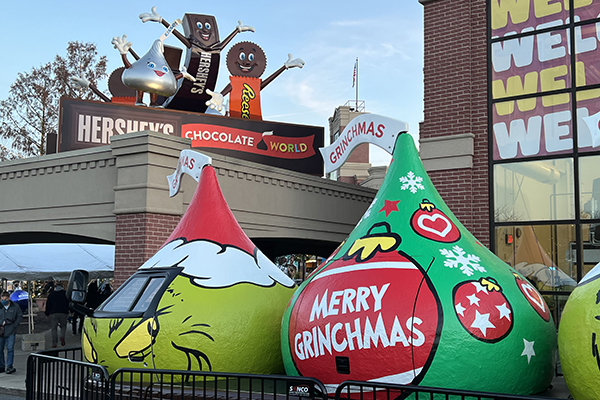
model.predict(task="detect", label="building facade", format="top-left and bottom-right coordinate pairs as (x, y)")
top-left (420, 0), bottom-right (600, 323)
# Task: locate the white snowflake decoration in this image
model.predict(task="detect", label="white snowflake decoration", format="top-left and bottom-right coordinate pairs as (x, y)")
top-left (439, 245), bottom-right (486, 276)
top-left (399, 171), bottom-right (425, 194)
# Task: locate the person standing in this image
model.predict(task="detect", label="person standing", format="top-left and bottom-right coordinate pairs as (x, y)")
top-left (45, 282), bottom-right (69, 348)
top-left (0, 291), bottom-right (23, 374)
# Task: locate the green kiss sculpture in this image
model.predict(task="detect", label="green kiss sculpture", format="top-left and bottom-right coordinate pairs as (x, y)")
top-left (282, 121), bottom-right (556, 395)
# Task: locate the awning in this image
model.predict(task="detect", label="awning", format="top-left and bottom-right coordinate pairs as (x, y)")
top-left (0, 243), bottom-right (114, 281)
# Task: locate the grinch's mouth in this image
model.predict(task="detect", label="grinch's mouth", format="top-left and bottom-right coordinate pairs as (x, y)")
top-left (237, 63), bottom-right (254, 73)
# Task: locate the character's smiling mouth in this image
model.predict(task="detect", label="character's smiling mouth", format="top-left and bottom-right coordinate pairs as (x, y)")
top-left (154, 70), bottom-right (165, 77)
top-left (202, 33), bottom-right (210, 41)
top-left (237, 63), bottom-right (255, 73)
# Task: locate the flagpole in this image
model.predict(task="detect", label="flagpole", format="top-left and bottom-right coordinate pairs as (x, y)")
top-left (355, 57), bottom-right (359, 110)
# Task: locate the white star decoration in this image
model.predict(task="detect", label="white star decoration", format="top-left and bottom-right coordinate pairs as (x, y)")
top-left (471, 281), bottom-right (488, 294)
top-left (521, 339), bottom-right (536, 364)
top-left (455, 302), bottom-right (466, 317)
top-left (467, 293), bottom-right (480, 306)
top-left (496, 302), bottom-right (511, 320)
top-left (471, 310), bottom-right (495, 337)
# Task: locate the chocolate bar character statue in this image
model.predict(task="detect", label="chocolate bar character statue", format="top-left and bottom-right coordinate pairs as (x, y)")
top-left (139, 7), bottom-right (254, 112)
top-left (111, 24), bottom-right (196, 107)
top-left (205, 42), bottom-right (304, 120)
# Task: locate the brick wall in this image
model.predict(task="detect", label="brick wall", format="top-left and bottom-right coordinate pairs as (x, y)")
top-left (113, 213), bottom-right (181, 287)
top-left (421, 0), bottom-right (490, 246)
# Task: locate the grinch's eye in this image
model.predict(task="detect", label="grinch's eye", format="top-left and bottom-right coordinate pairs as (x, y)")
top-left (239, 52), bottom-right (246, 61)
top-left (249, 53), bottom-right (254, 62)
top-left (147, 62), bottom-right (156, 69)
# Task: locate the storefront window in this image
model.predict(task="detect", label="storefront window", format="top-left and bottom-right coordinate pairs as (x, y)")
top-left (579, 155), bottom-right (600, 219)
top-left (494, 159), bottom-right (575, 222)
top-left (579, 224), bottom-right (600, 278)
top-left (495, 224), bottom-right (576, 325)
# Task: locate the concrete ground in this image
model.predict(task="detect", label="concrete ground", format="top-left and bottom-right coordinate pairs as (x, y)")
top-left (0, 328), bottom-right (82, 398)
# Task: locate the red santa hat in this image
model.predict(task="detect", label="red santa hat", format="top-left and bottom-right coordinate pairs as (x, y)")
top-left (164, 165), bottom-right (256, 254)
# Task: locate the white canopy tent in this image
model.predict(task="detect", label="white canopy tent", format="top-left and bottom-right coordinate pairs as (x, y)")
top-left (0, 243), bottom-right (114, 333)
top-left (0, 243), bottom-right (114, 281)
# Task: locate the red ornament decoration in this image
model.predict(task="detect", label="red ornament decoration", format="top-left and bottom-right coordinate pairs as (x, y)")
top-left (514, 273), bottom-right (550, 322)
top-left (411, 200), bottom-right (460, 243)
top-left (453, 277), bottom-right (513, 342)
top-left (287, 251), bottom-right (441, 387)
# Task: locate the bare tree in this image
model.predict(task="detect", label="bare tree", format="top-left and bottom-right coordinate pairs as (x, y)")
top-left (0, 42), bottom-right (107, 160)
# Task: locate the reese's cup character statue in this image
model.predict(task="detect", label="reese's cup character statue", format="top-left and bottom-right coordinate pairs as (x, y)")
top-left (82, 151), bottom-right (295, 375)
top-left (281, 114), bottom-right (557, 395)
top-left (206, 41), bottom-right (304, 120)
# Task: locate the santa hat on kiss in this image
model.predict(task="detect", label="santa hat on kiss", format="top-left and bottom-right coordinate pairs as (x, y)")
top-left (164, 164), bottom-right (256, 255)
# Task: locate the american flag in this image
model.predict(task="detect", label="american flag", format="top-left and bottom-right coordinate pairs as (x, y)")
top-left (352, 58), bottom-right (358, 88)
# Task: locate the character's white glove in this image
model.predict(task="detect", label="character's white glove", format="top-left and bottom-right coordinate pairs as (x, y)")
top-left (139, 6), bottom-right (163, 23)
top-left (205, 89), bottom-right (224, 112)
top-left (112, 35), bottom-right (132, 55)
top-left (181, 66), bottom-right (195, 82)
top-left (237, 20), bottom-right (255, 33)
top-left (69, 75), bottom-right (90, 89)
top-left (284, 54), bottom-right (305, 69)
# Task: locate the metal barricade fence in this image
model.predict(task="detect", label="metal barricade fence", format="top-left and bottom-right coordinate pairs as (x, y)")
top-left (334, 380), bottom-right (569, 400)
top-left (109, 368), bottom-right (328, 400)
top-left (26, 349), bottom-right (110, 400)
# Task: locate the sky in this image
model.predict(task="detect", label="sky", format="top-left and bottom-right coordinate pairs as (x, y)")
top-left (1, 1), bottom-right (424, 166)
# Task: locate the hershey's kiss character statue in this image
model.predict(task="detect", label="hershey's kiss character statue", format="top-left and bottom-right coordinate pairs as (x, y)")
top-left (206, 42), bottom-right (304, 120)
top-left (139, 7), bottom-right (254, 112)
top-left (111, 21), bottom-right (195, 107)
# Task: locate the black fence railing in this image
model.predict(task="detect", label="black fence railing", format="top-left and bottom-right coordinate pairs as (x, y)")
top-left (26, 349), bottom-right (110, 400)
top-left (26, 349), bottom-right (569, 400)
top-left (334, 380), bottom-right (569, 400)
top-left (109, 368), bottom-right (328, 400)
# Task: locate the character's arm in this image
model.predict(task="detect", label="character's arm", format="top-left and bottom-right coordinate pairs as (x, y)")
top-left (261, 54), bottom-right (305, 90)
top-left (112, 35), bottom-right (133, 68)
top-left (139, 7), bottom-right (191, 48)
top-left (69, 76), bottom-right (112, 102)
top-left (174, 66), bottom-right (196, 82)
top-left (213, 20), bottom-right (255, 50)
top-left (205, 88), bottom-right (230, 112)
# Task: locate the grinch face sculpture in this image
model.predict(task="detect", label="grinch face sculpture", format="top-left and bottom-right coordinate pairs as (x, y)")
top-left (122, 39), bottom-right (178, 97)
top-left (282, 132), bottom-right (557, 395)
top-left (558, 263), bottom-right (600, 400)
top-left (83, 166), bottom-right (295, 375)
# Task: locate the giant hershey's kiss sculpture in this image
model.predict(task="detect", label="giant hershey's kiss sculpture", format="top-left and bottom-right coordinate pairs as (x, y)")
top-left (82, 151), bottom-right (295, 374)
top-left (281, 114), bottom-right (556, 395)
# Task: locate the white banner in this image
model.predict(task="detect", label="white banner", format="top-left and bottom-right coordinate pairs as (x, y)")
top-left (167, 150), bottom-right (212, 197)
top-left (319, 114), bottom-right (408, 173)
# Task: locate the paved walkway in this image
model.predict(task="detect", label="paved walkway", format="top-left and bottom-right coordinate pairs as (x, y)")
top-left (0, 328), bottom-right (81, 397)
top-left (0, 329), bottom-right (572, 399)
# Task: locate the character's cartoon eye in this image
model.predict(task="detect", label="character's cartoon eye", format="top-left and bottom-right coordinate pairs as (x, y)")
top-left (162, 66), bottom-right (169, 73)
top-left (249, 53), bottom-right (255, 62)
top-left (239, 52), bottom-right (246, 61)
top-left (196, 22), bottom-right (202, 29)
top-left (205, 22), bottom-right (211, 30)
top-left (147, 62), bottom-right (156, 69)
